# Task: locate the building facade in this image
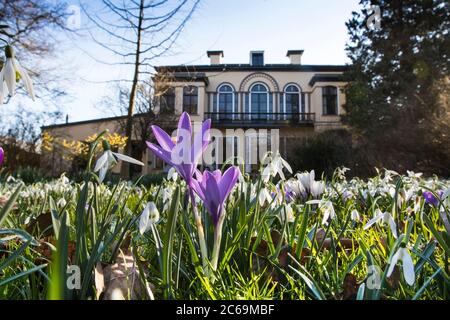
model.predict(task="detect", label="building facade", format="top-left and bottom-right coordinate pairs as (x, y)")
top-left (42, 50), bottom-right (349, 176)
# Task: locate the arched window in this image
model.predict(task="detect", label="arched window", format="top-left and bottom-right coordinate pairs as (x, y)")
top-left (322, 86), bottom-right (338, 115)
top-left (217, 84), bottom-right (235, 120)
top-left (250, 83), bottom-right (269, 120)
top-left (283, 84), bottom-right (300, 120)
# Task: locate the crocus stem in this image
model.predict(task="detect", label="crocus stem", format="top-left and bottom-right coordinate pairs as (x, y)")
top-left (189, 188), bottom-right (209, 272)
top-left (211, 214), bottom-right (225, 272)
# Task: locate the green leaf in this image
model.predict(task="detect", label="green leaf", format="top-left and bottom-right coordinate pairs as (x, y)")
top-left (0, 184), bottom-right (23, 228)
top-left (48, 212), bottom-right (69, 300)
top-left (162, 186), bottom-right (180, 299)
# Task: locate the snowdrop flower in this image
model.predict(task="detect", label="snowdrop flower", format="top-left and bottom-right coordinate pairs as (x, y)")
top-left (258, 186), bottom-right (273, 207)
top-left (335, 166), bottom-right (350, 180)
top-left (0, 45), bottom-right (35, 102)
top-left (94, 141), bottom-right (144, 182)
top-left (413, 196), bottom-right (422, 214)
top-left (167, 167), bottom-right (178, 181)
top-left (407, 171), bottom-right (422, 179)
top-left (57, 198), bottom-right (67, 208)
top-left (261, 151), bottom-right (292, 183)
top-left (139, 202), bottom-right (160, 235)
top-left (307, 199), bottom-right (336, 225)
top-left (387, 246), bottom-right (415, 286)
top-left (363, 209), bottom-right (397, 238)
top-left (284, 203), bottom-right (295, 223)
top-left (350, 209), bottom-right (360, 222)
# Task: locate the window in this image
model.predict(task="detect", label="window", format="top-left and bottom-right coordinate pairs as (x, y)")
top-left (322, 86), bottom-right (338, 115)
top-left (251, 52), bottom-right (264, 66)
top-left (284, 84), bottom-right (300, 119)
top-left (160, 87), bottom-right (175, 114)
top-left (250, 83), bottom-right (269, 120)
top-left (217, 84), bottom-right (234, 120)
top-left (183, 86), bottom-right (198, 114)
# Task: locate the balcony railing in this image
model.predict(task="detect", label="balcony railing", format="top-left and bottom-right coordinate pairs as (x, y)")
top-left (204, 112), bottom-right (315, 127)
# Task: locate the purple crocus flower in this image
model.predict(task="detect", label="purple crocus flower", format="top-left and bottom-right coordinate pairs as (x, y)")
top-left (191, 167), bottom-right (240, 226)
top-left (284, 185), bottom-right (295, 203)
top-left (423, 191), bottom-right (443, 207)
top-left (0, 147), bottom-right (4, 166)
top-left (146, 112), bottom-right (211, 187)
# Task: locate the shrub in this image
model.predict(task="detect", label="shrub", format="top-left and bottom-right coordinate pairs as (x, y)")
top-left (290, 129), bottom-right (354, 179)
top-left (9, 166), bottom-right (51, 183)
top-left (134, 172), bottom-right (166, 187)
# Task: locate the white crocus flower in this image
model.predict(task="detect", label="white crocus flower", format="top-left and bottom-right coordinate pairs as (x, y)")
top-left (297, 170), bottom-right (314, 191)
top-left (363, 209), bottom-right (397, 238)
top-left (443, 187), bottom-right (450, 200)
top-left (307, 199), bottom-right (336, 225)
top-left (94, 149), bottom-right (144, 182)
top-left (296, 170), bottom-right (325, 198)
top-left (387, 247), bottom-right (415, 286)
top-left (288, 180), bottom-right (304, 195)
top-left (261, 151), bottom-right (292, 183)
top-left (0, 45), bottom-right (35, 102)
top-left (310, 180), bottom-right (325, 198)
top-left (139, 202), bottom-right (160, 235)
top-left (350, 209), bottom-right (360, 222)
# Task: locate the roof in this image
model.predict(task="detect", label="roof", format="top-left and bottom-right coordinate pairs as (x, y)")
top-left (309, 74), bottom-right (346, 86)
top-left (171, 72), bottom-right (209, 84)
top-left (41, 114), bottom-right (128, 130)
top-left (206, 50), bottom-right (224, 57)
top-left (155, 64), bottom-right (349, 73)
top-left (286, 50), bottom-right (304, 56)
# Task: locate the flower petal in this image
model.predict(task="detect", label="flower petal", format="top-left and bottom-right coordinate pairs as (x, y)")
top-left (151, 125), bottom-right (175, 152)
top-left (113, 152), bottom-right (144, 166)
top-left (99, 165), bottom-right (108, 183)
top-left (0, 69), bottom-right (4, 103)
top-left (139, 204), bottom-right (150, 235)
top-left (4, 59), bottom-right (16, 96)
top-left (387, 248), bottom-right (401, 277)
top-left (13, 59), bottom-right (35, 100)
top-left (177, 112), bottom-right (192, 143)
top-left (400, 248), bottom-right (415, 286)
top-left (363, 213), bottom-right (383, 230)
top-left (146, 141), bottom-right (173, 165)
top-left (94, 152), bottom-right (109, 172)
top-left (0, 147), bottom-right (4, 166)
top-left (387, 214), bottom-right (398, 238)
top-left (218, 166), bottom-right (240, 202)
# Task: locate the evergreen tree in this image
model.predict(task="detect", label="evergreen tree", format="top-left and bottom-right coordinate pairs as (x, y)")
top-left (343, 0), bottom-right (450, 174)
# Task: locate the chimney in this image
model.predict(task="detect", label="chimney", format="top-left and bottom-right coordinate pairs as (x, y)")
top-left (286, 50), bottom-right (304, 65)
top-left (207, 50), bottom-right (223, 65)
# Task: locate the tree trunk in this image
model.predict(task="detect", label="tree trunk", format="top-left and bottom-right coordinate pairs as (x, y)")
top-left (120, 0), bottom-right (145, 179)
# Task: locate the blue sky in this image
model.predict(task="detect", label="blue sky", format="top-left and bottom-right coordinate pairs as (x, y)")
top-left (55, 0), bottom-right (361, 123)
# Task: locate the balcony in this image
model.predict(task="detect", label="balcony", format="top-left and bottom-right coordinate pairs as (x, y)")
top-left (204, 112), bottom-right (315, 128)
